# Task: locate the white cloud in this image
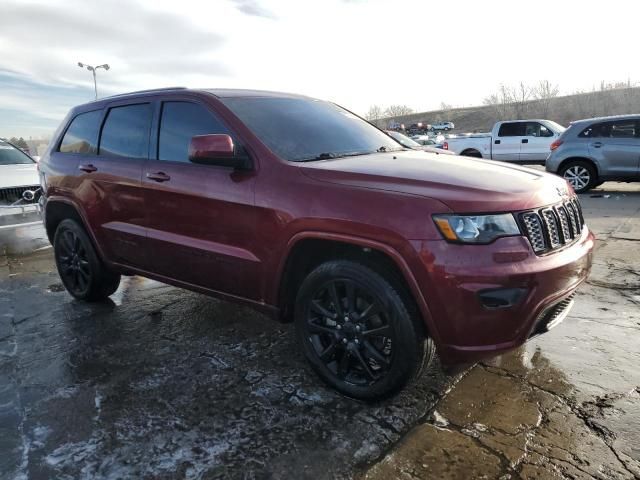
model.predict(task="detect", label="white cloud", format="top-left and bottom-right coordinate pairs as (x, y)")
top-left (1, 0), bottom-right (639, 137)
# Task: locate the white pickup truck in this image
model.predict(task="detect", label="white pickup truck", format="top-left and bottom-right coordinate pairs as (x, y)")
top-left (443, 119), bottom-right (565, 163)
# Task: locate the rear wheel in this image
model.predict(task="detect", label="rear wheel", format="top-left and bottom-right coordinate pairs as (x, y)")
top-left (295, 260), bottom-right (433, 400)
top-left (54, 219), bottom-right (121, 301)
top-left (462, 149), bottom-right (482, 158)
top-left (560, 160), bottom-right (597, 193)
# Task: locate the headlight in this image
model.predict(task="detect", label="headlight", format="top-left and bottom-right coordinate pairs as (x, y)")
top-left (433, 214), bottom-right (520, 244)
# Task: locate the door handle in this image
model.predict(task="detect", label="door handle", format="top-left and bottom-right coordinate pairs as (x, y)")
top-left (521, 139), bottom-right (529, 144)
top-left (494, 139), bottom-right (501, 145)
top-left (592, 142), bottom-right (603, 148)
top-left (78, 164), bottom-right (97, 173)
top-left (146, 171), bottom-right (171, 182)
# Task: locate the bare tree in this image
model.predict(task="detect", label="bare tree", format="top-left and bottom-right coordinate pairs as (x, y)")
top-left (511, 82), bottom-right (532, 118)
top-left (533, 80), bottom-right (559, 117)
top-left (364, 105), bottom-right (384, 121)
top-left (384, 105), bottom-right (414, 118)
top-left (440, 102), bottom-right (453, 111)
top-left (483, 84), bottom-right (514, 118)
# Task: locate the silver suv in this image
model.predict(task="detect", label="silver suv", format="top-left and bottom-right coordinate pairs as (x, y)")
top-left (546, 115), bottom-right (640, 193)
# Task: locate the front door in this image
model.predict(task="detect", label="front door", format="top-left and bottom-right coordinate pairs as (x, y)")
top-left (519, 121), bottom-right (556, 163)
top-left (492, 122), bottom-right (524, 162)
top-left (142, 100), bottom-right (261, 300)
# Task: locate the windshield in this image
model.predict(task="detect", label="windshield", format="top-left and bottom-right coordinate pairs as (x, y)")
top-left (221, 97), bottom-right (403, 161)
top-left (0, 140), bottom-right (35, 165)
top-left (544, 120), bottom-right (566, 133)
top-left (387, 130), bottom-right (420, 148)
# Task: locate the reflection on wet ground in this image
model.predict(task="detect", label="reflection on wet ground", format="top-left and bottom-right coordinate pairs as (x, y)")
top-left (1, 184), bottom-right (639, 479)
top-left (364, 186), bottom-right (640, 479)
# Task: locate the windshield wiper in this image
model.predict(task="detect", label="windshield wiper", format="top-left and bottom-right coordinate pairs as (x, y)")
top-left (298, 151), bottom-right (371, 162)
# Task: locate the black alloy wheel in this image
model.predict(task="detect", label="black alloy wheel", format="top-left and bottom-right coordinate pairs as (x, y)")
top-left (54, 219), bottom-right (121, 301)
top-left (295, 260), bottom-right (432, 400)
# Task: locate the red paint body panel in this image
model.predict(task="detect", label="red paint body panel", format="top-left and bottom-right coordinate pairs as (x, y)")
top-left (40, 88), bottom-right (595, 365)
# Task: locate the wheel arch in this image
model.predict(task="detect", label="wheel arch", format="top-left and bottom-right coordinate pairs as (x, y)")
top-left (45, 198), bottom-right (107, 262)
top-left (461, 148), bottom-right (483, 158)
top-left (275, 233), bottom-right (440, 344)
top-left (557, 156), bottom-right (600, 176)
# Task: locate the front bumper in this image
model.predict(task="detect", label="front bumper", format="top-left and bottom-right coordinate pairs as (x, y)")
top-left (411, 227), bottom-right (595, 364)
top-left (0, 203), bottom-right (42, 230)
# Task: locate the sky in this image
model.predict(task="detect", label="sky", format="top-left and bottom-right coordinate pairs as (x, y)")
top-left (1, 0), bottom-right (639, 138)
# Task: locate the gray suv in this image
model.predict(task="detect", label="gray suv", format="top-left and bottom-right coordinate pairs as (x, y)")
top-left (546, 115), bottom-right (640, 193)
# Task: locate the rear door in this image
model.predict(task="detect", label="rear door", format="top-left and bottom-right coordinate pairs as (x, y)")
top-left (492, 122), bottom-right (525, 162)
top-left (79, 102), bottom-right (152, 268)
top-left (519, 121), bottom-right (556, 163)
top-left (142, 98), bottom-right (260, 299)
top-left (587, 119), bottom-right (640, 177)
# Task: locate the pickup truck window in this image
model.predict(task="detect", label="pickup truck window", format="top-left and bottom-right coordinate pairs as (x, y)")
top-left (99, 104), bottom-right (152, 159)
top-left (497, 122), bottom-right (526, 137)
top-left (59, 110), bottom-right (102, 154)
top-left (159, 102), bottom-right (230, 163)
top-left (221, 97), bottom-right (402, 162)
top-left (524, 122), bottom-right (554, 137)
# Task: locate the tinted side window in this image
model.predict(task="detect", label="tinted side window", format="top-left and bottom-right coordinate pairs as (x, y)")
top-left (158, 102), bottom-right (230, 162)
top-left (498, 122), bottom-right (525, 137)
top-left (99, 104), bottom-right (152, 158)
top-left (578, 123), bottom-right (604, 138)
top-left (524, 122), bottom-right (554, 137)
top-left (59, 110), bottom-right (102, 154)
top-left (608, 120), bottom-right (636, 138)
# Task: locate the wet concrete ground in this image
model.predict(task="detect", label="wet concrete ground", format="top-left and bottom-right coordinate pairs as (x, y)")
top-left (1, 182), bottom-right (639, 479)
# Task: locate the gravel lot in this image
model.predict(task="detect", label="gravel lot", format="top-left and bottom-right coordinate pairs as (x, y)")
top-left (1, 181), bottom-right (639, 479)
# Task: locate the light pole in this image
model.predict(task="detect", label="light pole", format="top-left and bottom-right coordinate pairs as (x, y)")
top-left (77, 62), bottom-right (110, 100)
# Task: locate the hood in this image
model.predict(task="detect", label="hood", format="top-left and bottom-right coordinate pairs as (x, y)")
top-left (300, 150), bottom-right (571, 213)
top-left (0, 163), bottom-right (39, 189)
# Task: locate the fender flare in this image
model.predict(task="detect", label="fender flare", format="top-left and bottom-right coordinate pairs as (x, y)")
top-left (273, 231), bottom-right (443, 346)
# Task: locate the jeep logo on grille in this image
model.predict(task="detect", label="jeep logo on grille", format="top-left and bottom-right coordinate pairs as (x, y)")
top-left (556, 185), bottom-right (569, 198)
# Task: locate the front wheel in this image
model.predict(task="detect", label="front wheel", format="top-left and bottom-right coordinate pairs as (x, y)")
top-left (54, 219), bottom-right (121, 301)
top-left (560, 160), bottom-right (597, 193)
top-left (295, 260), bottom-right (433, 400)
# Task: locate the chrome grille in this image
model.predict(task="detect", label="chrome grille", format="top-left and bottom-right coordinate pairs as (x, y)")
top-left (0, 185), bottom-right (40, 204)
top-left (522, 212), bottom-right (545, 253)
top-left (520, 198), bottom-right (585, 255)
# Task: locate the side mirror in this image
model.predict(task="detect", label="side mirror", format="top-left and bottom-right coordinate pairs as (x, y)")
top-left (188, 134), bottom-right (251, 170)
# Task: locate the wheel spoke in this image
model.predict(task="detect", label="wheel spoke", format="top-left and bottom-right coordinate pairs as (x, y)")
top-left (307, 321), bottom-right (337, 336)
top-left (328, 282), bottom-right (343, 317)
top-left (362, 324), bottom-right (391, 337)
top-left (311, 300), bottom-right (334, 319)
top-left (345, 282), bottom-right (356, 314)
top-left (318, 340), bottom-right (338, 361)
top-left (337, 349), bottom-right (350, 379)
top-left (362, 339), bottom-right (390, 366)
top-left (352, 347), bottom-right (376, 380)
top-left (358, 301), bottom-right (381, 322)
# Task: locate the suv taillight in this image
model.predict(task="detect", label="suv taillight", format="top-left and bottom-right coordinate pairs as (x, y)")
top-left (443, 141), bottom-right (449, 150)
top-left (550, 139), bottom-right (563, 151)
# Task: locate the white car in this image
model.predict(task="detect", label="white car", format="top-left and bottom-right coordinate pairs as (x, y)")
top-left (0, 139), bottom-right (41, 229)
top-left (430, 121), bottom-right (455, 131)
top-left (443, 119), bottom-right (565, 163)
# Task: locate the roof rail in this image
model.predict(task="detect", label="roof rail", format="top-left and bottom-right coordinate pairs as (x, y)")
top-left (101, 86), bottom-right (188, 100)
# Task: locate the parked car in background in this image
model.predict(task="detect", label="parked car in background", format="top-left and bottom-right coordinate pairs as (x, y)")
top-left (0, 138), bottom-right (41, 229)
top-left (386, 130), bottom-right (454, 155)
top-left (546, 115), bottom-right (640, 193)
top-left (407, 122), bottom-right (430, 135)
top-left (444, 120), bottom-right (565, 163)
top-left (430, 121), bottom-right (454, 131)
top-left (40, 88), bottom-right (593, 399)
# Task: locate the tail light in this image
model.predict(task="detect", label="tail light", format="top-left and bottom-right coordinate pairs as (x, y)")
top-left (443, 142), bottom-right (449, 150)
top-left (550, 139), bottom-right (563, 151)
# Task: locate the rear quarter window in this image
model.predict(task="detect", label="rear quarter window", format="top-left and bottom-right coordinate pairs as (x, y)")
top-left (58, 110), bottom-right (102, 154)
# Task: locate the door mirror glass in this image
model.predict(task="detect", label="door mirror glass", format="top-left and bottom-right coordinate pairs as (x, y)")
top-left (188, 134), bottom-right (250, 169)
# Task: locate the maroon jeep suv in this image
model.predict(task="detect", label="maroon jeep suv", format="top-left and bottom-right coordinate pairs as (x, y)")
top-left (39, 88), bottom-right (594, 399)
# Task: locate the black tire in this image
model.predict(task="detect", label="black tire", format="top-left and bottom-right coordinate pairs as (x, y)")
top-left (294, 260), bottom-right (434, 400)
top-left (53, 219), bottom-right (121, 301)
top-left (462, 149), bottom-right (483, 158)
top-left (559, 160), bottom-right (597, 194)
